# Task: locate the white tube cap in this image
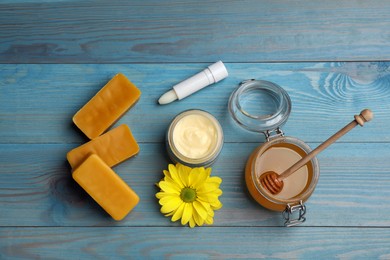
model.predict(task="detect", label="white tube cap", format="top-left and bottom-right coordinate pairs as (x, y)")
top-left (208, 61), bottom-right (229, 83)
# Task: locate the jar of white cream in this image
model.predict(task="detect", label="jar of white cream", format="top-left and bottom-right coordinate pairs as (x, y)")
top-left (166, 109), bottom-right (224, 167)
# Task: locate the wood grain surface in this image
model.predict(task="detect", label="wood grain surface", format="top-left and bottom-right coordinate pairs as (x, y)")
top-left (1, 1), bottom-right (390, 63)
top-left (2, 227), bottom-right (390, 259)
top-left (1, 1), bottom-right (390, 259)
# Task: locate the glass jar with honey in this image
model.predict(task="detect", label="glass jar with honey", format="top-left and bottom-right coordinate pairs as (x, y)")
top-left (228, 79), bottom-right (320, 226)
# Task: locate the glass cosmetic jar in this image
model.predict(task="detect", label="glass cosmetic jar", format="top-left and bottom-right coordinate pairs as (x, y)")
top-left (166, 109), bottom-right (224, 168)
top-left (229, 79), bottom-right (320, 226)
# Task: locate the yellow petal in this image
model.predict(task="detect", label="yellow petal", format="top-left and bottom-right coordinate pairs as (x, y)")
top-left (205, 215), bottom-right (214, 225)
top-left (165, 211), bottom-right (174, 217)
top-left (155, 191), bottom-right (166, 199)
top-left (197, 182), bottom-right (220, 194)
top-left (159, 194), bottom-right (181, 206)
top-left (171, 202), bottom-right (185, 222)
top-left (192, 169), bottom-right (208, 188)
top-left (178, 164), bottom-right (190, 187)
top-left (165, 175), bottom-right (184, 190)
top-left (156, 191), bottom-right (180, 200)
top-left (205, 167), bottom-right (212, 177)
top-left (161, 196), bottom-right (182, 214)
top-left (207, 176), bottom-right (222, 184)
top-left (193, 200), bottom-right (208, 220)
top-left (178, 163), bottom-right (192, 173)
top-left (188, 168), bottom-right (201, 187)
top-left (193, 209), bottom-right (205, 227)
top-left (189, 217), bottom-right (196, 228)
top-left (168, 164), bottom-right (184, 188)
top-left (200, 191), bottom-right (222, 204)
top-left (190, 167), bottom-right (202, 175)
top-left (197, 192), bottom-right (218, 203)
top-left (210, 199), bottom-right (223, 210)
top-left (198, 188), bottom-right (222, 197)
top-left (181, 203), bottom-right (193, 225)
top-left (197, 199), bottom-right (211, 211)
top-left (159, 181), bottom-right (180, 195)
top-left (163, 169), bottom-right (171, 179)
top-left (207, 207), bottom-right (215, 218)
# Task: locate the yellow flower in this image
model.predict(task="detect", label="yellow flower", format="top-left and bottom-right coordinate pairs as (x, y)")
top-left (156, 163), bottom-right (223, 228)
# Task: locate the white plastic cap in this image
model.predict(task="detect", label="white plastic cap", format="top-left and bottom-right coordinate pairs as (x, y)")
top-left (208, 61), bottom-right (229, 83)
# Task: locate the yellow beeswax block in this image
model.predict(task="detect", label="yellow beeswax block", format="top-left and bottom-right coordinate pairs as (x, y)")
top-left (67, 124), bottom-right (139, 169)
top-left (73, 154), bottom-right (140, 221)
top-left (73, 73), bottom-right (141, 139)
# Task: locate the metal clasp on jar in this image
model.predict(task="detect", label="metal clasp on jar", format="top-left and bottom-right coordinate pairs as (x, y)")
top-left (282, 200), bottom-right (306, 227)
top-left (264, 127), bottom-right (284, 142)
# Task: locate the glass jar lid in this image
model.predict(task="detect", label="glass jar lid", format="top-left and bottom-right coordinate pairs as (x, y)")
top-left (228, 79), bottom-right (291, 133)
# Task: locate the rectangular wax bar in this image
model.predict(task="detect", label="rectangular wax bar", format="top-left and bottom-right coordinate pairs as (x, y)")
top-left (73, 73), bottom-right (141, 139)
top-left (73, 154), bottom-right (140, 221)
top-left (67, 124), bottom-right (139, 169)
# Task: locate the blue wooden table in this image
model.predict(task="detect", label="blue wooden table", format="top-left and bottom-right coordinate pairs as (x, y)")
top-left (1, 1), bottom-right (390, 259)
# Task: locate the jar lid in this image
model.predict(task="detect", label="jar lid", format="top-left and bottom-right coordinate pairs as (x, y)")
top-left (228, 79), bottom-right (291, 133)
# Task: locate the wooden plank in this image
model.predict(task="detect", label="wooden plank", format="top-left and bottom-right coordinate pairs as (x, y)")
top-left (1, 142), bottom-right (389, 227)
top-left (2, 1), bottom-right (389, 258)
top-left (1, 227), bottom-right (390, 259)
top-left (1, 1), bottom-right (390, 63)
top-left (1, 62), bottom-right (388, 144)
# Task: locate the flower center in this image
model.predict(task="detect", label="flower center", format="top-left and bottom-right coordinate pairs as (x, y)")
top-left (180, 187), bottom-right (197, 203)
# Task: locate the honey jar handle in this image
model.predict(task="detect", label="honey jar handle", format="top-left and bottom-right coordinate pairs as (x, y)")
top-left (278, 109), bottom-right (373, 181)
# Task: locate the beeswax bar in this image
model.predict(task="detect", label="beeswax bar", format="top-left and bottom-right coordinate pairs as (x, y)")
top-left (67, 124), bottom-right (139, 169)
top-left (73, 154), bottom-right (139, 221)
top-left (73, 73), bottom-right (141, 139)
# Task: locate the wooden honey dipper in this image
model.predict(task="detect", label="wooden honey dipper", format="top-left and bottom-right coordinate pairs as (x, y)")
top-left (259, 109), bottom-right (373, 195)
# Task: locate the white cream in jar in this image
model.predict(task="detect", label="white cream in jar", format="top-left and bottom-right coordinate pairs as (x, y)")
top-left (167, 110), bottom-right (223, 167)
top-left (172, 114), bottom-right (218, 159)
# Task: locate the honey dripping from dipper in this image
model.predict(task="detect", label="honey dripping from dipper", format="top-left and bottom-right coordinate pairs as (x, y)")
top-left (259, 109), bottom-right (373, 195)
